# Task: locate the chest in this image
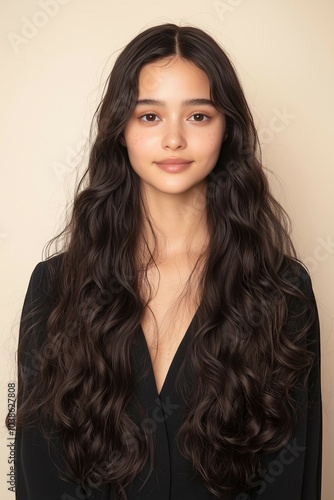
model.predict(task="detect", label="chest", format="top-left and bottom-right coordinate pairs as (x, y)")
top-left (139, 258), bottom-right (201, 395)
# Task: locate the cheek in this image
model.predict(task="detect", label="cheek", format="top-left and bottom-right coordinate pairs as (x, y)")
top-left (125, 129), bottom-right (156, 152)
top-left (125, 135), bottom-right (152, 168)
top-left (124, 134), bottom-right (143, 158)
top-left (207, 119), bottom-right (226, 153)
top-left (198, 135), bottom-right (223, 170)
top-left (202, 132), bottom-right (223, 157)
top-left (123, 123), bottom-right (141, 149)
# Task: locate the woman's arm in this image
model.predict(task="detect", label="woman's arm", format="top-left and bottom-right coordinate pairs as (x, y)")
top-left (14, 260), bottom-right (109, 500)
top-left (246, 267), bottom-right (322, 500)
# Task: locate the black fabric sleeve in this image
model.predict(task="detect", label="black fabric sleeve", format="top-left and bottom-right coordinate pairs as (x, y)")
top-left (235, 266), bottom-right (322, 500)
top-left (14, 259), bottom-right (109, 500)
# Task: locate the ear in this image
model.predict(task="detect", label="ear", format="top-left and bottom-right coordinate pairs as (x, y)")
top-left (120, 135), bottom-right (127, 147)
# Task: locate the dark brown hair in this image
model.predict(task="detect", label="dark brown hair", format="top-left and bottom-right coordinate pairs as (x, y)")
top-left (9, 23), bottom-right (316, 499)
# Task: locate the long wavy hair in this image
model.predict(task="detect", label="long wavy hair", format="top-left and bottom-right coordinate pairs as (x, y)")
top-left (11, 23), bottom-right (316, 499)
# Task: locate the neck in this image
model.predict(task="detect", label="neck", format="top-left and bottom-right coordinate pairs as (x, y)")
top-left (138, 182), bottom-right (209, 261)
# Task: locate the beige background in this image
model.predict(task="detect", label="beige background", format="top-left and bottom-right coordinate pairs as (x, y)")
top-left (1, 0), bottom-right (333, 498)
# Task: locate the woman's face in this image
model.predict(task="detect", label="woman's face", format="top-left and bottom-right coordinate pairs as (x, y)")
top-left (123, 56), bottom-right (226, 198)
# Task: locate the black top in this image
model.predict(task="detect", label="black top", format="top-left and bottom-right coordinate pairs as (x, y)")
top-left (15, 256), bottom-right (322, 499)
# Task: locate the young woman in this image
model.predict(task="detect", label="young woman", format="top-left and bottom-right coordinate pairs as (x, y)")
top-left (10, 23), bottom-right (322, 499)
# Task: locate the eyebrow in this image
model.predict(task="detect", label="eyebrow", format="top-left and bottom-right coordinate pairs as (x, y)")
top-left (135, 98), bottom-right (215, 107)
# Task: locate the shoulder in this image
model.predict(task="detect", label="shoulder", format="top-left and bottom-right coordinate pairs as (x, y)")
top-left (19, 254), bottom-right (66, 384)
top-left (284, 259), bottom-right (320, 363)
top-left (27, 253), bottom-right (65, 290)
top-left (279, 257), bottom-right (319, 346)
top-left (29, 252), bottom-right (65, 283)
top-left (281, 257), bottom-right (313, 294)
top-left (22, 253), bottom-right (65, 316)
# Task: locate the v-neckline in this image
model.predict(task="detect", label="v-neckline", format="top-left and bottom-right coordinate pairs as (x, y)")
top-left (139, 307), bottom-right (199, 398)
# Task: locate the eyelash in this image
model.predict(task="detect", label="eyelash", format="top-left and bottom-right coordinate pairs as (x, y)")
top-left (189, 113), bottom-right (210, 122)
top-left (139, 113), bottom-right (159, 122)
top-left (138, 113), bottom-right (210, 123)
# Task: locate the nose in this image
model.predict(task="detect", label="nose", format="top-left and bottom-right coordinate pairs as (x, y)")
top-left (161, 120), bottom-right (186, 150)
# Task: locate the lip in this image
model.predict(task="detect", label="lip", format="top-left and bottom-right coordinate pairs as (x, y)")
top-left (155, 158), bottom-right (193, 173)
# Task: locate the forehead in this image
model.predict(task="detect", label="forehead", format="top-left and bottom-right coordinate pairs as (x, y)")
top-left (137, 57), bottom-right (211, 98)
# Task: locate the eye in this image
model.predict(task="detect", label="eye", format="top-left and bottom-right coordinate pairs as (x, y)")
top-left (139, 113), bottom-right (161, 122)
top-left (188, 113), bottom-right (210, 122)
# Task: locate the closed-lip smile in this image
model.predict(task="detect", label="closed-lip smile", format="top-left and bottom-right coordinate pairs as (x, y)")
top-left (155, 158), bottom-right (192, 165)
